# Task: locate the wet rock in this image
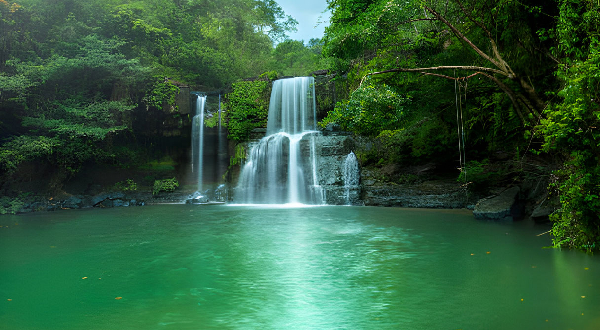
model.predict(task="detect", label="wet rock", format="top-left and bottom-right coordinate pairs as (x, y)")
top-left (186, 192), bottom-right (209, 204)
top-left (325, 122), bottom-right (341, 132)
top-left (91, 193), bottom-right (109, 206)
top-left (324, 186), bottom-right (363, 205)
top-left (531, 202), bottom-right (555, 223)
top-left (473, 186), bottom-right (521, 221)
top-left (91, 192), bottom-right (126, 207)
top-left (363, 185), bottom-right (467, 208)
top-left (63, 195), bottom-right (83, 209)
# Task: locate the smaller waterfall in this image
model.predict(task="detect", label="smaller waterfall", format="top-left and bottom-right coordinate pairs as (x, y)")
top-left (343, 151), bottom-right (360, 205)
top-left (192, 95), bottom-right (206, 192)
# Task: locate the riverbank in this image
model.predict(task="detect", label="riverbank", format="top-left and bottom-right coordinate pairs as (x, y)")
top-left (1, 160), bottom-right (557, 225)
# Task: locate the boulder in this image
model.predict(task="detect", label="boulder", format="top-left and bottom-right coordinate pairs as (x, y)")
top-left (186, 192), bottom-right (209, 204)
top-left (473, 186), bottom-right (521, 221)
top-left (63, 195), bottom-right (83, 209)
top-left (531, 201), bottom-right (556, 223)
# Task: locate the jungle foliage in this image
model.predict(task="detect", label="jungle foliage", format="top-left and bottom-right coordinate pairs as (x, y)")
top-left (320, 0), bottom-right (600, 251)
top-left (224, 76), bottom-right (272, 142)
top-left (0, 0), bottom-right (305, 193)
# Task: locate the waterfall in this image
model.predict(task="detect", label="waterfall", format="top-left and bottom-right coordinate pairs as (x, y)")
top-left (235, 77), bottom-right (324, 204)
top-left (192, 95), bottom-right (206, 192)
top-left (343, 151), bottom-right (360, 205)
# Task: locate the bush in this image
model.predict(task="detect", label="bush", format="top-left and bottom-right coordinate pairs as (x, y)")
top-left (0, 197), bottom-right (24, 215)
top-left (114, 179), bottom-right (137, 192)
top-left (225, 78), bottom-right (271, 142)
top-left (319, 81), bottom-right (408, 136)
top-left (152, 178), bottom-right (179, 195)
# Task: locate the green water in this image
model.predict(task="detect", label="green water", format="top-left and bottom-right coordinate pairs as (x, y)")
top-left (0, 205), bottom-right (599, 329)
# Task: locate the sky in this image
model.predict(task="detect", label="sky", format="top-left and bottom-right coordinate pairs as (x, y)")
top-left (276, 0), bottom-right (331, 43)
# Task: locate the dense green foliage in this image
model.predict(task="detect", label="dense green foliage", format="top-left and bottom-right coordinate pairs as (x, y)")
top-left (537, 0), bottom-right (600, 251)
top-left (271, 39), bottom-right (330, 76)
top-left (0, 0), bottom-right (304, 196)
top-left (152, 177), bottom-right (179, 195)
top-left (320, 0), bottom-right (600, 251)
top-left (224, 77), bottom-right (272, 142)
top-left (320, 80), bottom-right (408, 136)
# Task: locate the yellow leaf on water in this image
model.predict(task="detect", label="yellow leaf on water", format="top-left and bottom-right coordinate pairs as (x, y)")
top-left (581, 296), bottom-right (586, 298)
top-left (115, 297), bottom-right (122, 300)
top-left (521, 298), bottom-right (524, 302)
top-left (584, 267), bottom-right (589, 270)
top-left (470, 253), bottom-right (474, 256)
top-left (486, 251), bottom-right (491, 254)
top-left (7, 299), bottom-right (12, 301)
top-left (82, 277), bottom-right (88, 280)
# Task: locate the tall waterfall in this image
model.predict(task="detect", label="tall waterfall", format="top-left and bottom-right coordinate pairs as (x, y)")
top-left (235, 77), bottom-right (324, 204)
top-left (192, 95), bottom-right (206, 192)
top-left (343, 151), bottom-right (360, 205)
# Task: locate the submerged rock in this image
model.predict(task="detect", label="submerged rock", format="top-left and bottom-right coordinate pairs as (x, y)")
top-left (473, 186), bottom-right (521, 221)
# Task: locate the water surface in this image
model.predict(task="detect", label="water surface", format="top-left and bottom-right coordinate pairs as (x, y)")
top-left (1, 205), bottom-right (599, 329)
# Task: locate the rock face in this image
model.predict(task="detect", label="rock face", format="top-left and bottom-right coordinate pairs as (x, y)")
top-left (229, 130), bottom-right (548, 220)
top-left (473, 186), bottom-right (521, 221)
top-left (362, 182), bottom-right (468, 208)
top-left (313, 134), bottom-right (362, 205)
top-left (531, 201), bottom-right (555, 223)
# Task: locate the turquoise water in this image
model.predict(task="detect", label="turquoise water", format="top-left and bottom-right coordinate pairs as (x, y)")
top-left (0, 205), bottom-right (599, 329)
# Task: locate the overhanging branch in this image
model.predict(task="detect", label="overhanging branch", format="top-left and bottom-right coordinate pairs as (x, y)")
top-left (368, 65), bottom-right (509, 77)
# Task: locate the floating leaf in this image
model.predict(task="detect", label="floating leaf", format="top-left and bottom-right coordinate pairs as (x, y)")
top-left (7, 299), bottom-right (12, 301)
top-left (115, 297), bottom-right (122, 300)
top-left (486, 251), bottom-right (491, 254)
top-left (82, 277), bottom-right (88, 280)
top-left (581, 296), bottom-right (586, 298)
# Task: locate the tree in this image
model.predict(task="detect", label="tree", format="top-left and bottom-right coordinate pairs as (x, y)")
top-left (537, 0), bottom-right (600, 251)
top-left (363, 0), bottom-right (556, 124)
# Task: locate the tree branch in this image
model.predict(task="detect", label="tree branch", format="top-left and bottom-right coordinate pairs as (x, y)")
top-left (424, 6), bottom-right (513, 77)
top-left (397, 18), bottom-right (437, 26)
top-left (368, 65), bottom-right (509, 77)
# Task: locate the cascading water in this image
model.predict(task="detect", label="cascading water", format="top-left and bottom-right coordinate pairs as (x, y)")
top-left (343, 151), bottom-right (360, 205)
top-left (235, 77), bottom-right (324, 204)
top-left (192, 95), bottom-right (206, 193)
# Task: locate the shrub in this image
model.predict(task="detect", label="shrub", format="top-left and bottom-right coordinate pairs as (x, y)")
top-left (114, 179), bottom-right (137, 192)
top-left (152, 178), bottom-right (179, 195)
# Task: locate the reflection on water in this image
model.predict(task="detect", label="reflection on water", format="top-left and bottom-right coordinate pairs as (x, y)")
top-left (1, 206), bottom-right (599, 329)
